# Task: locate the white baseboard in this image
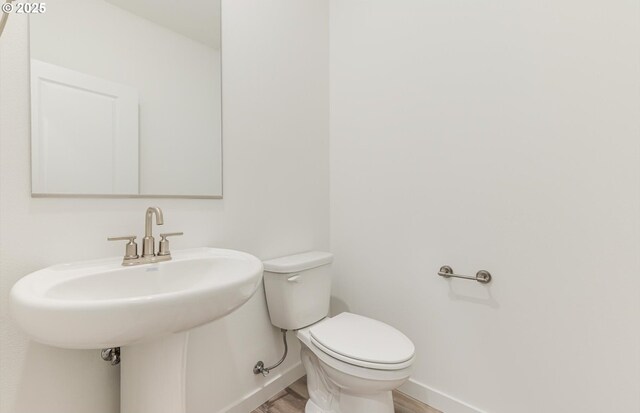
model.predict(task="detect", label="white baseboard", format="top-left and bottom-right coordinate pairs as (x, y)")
top-left (399, 379), bottom-right (486, 413)
top-left (217, 364), bottom-right (483, 413)
top-left (219, 362), bottom-right (305, 413)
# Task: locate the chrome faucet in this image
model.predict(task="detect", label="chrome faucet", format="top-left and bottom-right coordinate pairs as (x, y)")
top-left (108, 207), bottom-right (183, 266)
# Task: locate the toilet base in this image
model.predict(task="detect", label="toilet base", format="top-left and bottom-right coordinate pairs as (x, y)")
top-left (304, 399), bottom-right (326, 413)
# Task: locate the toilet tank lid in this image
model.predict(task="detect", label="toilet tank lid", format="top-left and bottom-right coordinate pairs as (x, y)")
top-left (263, 251), bottom-right (333, 273)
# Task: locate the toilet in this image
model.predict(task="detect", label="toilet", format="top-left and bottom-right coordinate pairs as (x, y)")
top-left (263, 251), bottom-right (415, 413)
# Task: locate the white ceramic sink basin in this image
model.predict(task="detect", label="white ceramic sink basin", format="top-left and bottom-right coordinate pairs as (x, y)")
top-left (10, 248), bottom-right (263, 349)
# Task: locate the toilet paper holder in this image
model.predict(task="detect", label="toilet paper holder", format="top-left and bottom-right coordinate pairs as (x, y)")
top-left (438, 265), bottom-right (492, 284)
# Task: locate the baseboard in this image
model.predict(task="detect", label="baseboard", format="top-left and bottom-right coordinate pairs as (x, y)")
top-left (217, 363), bottom-right (483, 413)
top-left (399, 378), bottom-right (486, 413)
top-left (219, 362), bottom-right (305, 413)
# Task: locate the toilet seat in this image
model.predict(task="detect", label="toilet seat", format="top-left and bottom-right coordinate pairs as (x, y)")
top-left (297, 325), bottom-right (413, 383)
top-left (309, 313), bottom-right (415, 371)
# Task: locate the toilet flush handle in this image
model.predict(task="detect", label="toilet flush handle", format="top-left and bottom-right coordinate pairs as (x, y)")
top-left (287, 274), bottom-right (301, 283)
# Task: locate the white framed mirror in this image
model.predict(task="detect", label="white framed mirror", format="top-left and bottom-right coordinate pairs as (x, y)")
top-left (29, 0), bottom-right (222, 198)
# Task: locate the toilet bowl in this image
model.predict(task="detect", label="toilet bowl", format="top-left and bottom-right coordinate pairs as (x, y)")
top-left (297, 313), bottom-right (414, 413)
top-left (262, 252), bottom-right (415, 413)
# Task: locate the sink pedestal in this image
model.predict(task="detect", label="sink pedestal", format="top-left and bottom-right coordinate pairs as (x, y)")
top-left (121, 332), bottom-right (190, 413)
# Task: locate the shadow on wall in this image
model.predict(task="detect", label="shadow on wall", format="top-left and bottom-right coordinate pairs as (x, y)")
top-left (446, 282), bottom-right (500, 309)
top-left (186, 316), bottom-right (252, 412)
top-left (186, 287), bottom-right (304, 413)
top-left (330, 296), bottom-right (351, 317)
top-left (14, 341), bottom-right (119, 413)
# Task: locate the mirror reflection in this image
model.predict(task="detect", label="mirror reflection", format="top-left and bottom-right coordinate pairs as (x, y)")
top-left (29, 0), bottom-right (222, 197)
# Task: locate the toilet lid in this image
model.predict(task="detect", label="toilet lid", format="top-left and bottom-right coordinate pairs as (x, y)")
top-left (309, 313), bottom-right (415, 368)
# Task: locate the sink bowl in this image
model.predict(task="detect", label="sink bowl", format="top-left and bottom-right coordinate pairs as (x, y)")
top-left (10, 248), bottom-right (264, 349)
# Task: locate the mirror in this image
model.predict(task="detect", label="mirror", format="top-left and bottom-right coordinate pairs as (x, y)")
top-left (29, 0), bottom-right (222, 198)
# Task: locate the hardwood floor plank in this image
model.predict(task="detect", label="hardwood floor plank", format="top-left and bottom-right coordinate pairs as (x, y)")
top-left (260, 388), bottom-right (307, 413)
top-left (287, 376), bottom-right (309, 399)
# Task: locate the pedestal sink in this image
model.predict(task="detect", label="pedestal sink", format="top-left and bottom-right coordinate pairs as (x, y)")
top-left (10, 247), bottom-right (263, 413)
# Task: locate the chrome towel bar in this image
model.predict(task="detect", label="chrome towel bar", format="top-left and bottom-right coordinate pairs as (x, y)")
top-left (438, 265), bottom-right (492, 284)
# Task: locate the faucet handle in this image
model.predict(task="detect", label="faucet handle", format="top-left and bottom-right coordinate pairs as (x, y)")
top-left (158, 232), bottom-right (183, 257)
top-left (107, 235), bottom-right (137, 242)
top-left (107, 235), bottom-right (139, 260)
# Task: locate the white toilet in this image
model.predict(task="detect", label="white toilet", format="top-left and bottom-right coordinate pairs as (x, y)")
top-left (263, 251), bottom-right (415, 413)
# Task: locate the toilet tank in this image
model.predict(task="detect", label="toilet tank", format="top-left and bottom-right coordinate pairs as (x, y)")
top-left (262, 251), bottom-right (333, 330)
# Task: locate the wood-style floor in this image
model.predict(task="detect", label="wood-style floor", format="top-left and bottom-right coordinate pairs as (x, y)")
top-left (252, 376), bottom-right (441, 413)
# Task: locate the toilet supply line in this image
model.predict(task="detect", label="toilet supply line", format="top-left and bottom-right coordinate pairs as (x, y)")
top-left (253, 329), bottom-right (289, 376)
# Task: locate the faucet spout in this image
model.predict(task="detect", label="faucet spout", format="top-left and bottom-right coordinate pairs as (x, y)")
top-left (145, 207), bottom-right (164, 237)
top-left (143, 207), bottom-right (164, 257)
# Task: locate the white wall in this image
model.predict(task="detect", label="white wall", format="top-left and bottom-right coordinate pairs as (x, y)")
top-left (30, 0), bottom-right (222, 196)
top-left (0, 1), bottom-right (329, 412)
top-left (330, 1), bottom-right (640, 413)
